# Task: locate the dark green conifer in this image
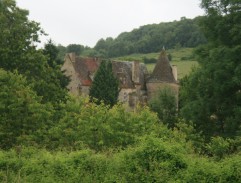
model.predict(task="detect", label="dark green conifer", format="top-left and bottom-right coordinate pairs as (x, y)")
top-left (89, 60), bottom-right (119, 107)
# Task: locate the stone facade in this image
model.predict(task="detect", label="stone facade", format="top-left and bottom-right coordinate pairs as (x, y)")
top-left (146, 49), bottom-right (179, 101)
top-left (62, 49), bottom-right (178, 107)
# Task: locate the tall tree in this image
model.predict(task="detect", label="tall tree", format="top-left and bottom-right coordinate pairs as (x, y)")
top-left (0, 69), bottom-right (52, 149)
top-left (43, 40), bottom-right (70, 89)
top-left (36, 40), bottom-right (70, 104)
top-left (89, 60), bottom-right (119, 107)
top-left (149, 88), bottom-right (177, 129)
top-left (0, 0), bottom-right (44, 72)
top-left (180, 0), bottom-right (241, 138)
top-left (0, 1), bottom-right (69, 105)
top-left (67, 44), bottom-right (84, 56)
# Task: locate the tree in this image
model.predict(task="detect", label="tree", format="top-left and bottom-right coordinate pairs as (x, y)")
top-left (180, 0), bottom-right (241, 138)
top-left (0, 1), bottom-right (69, 105)
top-left (43, 40), bottom-right (70, 89)
top-left (149, 88), bottom-right (177, 128)
top-left (36, 40), bottom-right (70, 105)
top-left (56, 44), bottom-right (67, 60)
top-left (0, 69), bottom-right (52, 149)
top-left (89, 60), bottom-right (119, 107)
top-left (0, 0), bottom-right (44, 72)
top-left (67, 44), bottom-right (84, 56)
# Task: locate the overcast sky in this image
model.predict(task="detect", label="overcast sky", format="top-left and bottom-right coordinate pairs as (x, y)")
top-left (16, 0), bottom-right (204, 47)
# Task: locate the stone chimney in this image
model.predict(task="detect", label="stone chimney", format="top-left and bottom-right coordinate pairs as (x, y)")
top-left (172, 65), bottom-right (178, 82)
top-left (132, 61), bottom-right (140, 84)
top-left (69, 53), bottom-right (76, 62)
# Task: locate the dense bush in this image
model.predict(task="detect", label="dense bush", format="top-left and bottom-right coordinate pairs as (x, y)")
top-left (0, 69), bottom-right (53, 149)
top-left (143, 57), bottom-right (157, 64)
top-left (0, 137), bottom-right (240, 182)
top-left (37, 97), bottom-right (159, 151)
top-left (149, 88), bottom-right (178, 128)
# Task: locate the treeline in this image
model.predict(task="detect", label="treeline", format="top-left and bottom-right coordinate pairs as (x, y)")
top-left (57, 17), bottom-right (207, 59)
top-left (94, 17), bottom-right (206, 57)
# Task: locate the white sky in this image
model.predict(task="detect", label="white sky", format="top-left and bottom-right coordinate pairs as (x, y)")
top-left (16, 0), bottom-right (204, 47)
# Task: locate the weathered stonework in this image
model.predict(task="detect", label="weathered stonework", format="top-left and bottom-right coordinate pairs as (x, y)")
top-left (62, 49), bottom-right (179, 107)
top-left (61, 53), bottom-right (81, 95)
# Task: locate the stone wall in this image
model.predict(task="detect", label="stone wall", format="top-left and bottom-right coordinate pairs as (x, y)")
top-left (79, 86), bottom-right (90, 97)
top-left (61, 56), bottom-right (80, 95)
top-left (146, 82), bottom-right (179, 103)
top-left (132, 61), bottom-right (140, 84)
top-left (118, 88), bottom-right (136, 104)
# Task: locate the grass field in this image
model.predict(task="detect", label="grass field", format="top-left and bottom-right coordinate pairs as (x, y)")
top-left (113, 48), bottom-right (199, 79)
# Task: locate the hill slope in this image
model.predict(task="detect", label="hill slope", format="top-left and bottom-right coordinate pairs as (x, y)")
top-left (94, 17), bottom-right (206, 57)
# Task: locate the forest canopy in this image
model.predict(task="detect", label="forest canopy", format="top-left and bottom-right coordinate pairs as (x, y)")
top-left (57, 17), bottom-right (207, 59)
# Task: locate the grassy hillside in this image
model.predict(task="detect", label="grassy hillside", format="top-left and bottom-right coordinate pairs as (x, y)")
top-left (113, 48), bottom-right (199, 79)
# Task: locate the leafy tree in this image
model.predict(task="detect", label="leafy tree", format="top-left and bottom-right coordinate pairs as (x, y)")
top-left (43, 39), bottom-right (61, 67)
top-left (180, 0), bottom-right (241, 138)
top-left (149, 88), bottom-right (177, 128)
top-left (43, 40), bottom-right (70, 89)
top-left (67, 44), bottom-right (84, 55)
top-left (0, 69), bottom-right (52, 149)
top-left (89, 60), bottom-right (119, 107)
top-left (0, 1), bottom-right (69, 105)
top-left (0, 0), bottom-right (44, 72)
top-left (39, 96), bottom-right (159, 151)
top-left (56, 44), bottom-right (67, 60)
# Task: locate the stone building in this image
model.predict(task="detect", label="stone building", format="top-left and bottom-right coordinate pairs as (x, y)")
top-left (146, 49), bottom-right (179, 101)
top-left (62, 49), bottom-right (178, 107)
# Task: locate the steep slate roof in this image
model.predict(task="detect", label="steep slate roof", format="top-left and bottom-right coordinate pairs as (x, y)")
top-left (147, 49), bottom-right (176, 83)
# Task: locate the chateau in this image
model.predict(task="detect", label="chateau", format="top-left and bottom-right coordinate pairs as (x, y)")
top-left (62, 49), bottom-right (178, 107)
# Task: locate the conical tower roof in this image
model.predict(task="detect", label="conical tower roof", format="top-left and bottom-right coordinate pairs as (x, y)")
top-left (148, 49), bottom-right (176, 83)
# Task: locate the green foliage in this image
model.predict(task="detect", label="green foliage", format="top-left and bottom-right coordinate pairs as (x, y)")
top-left (0, 0), bottom-right (69, 106)
top-left (56, 44), bottom-right (98, 60)
top-left (180, 0), bottom-right (241, 138)
top-left (40, 40), bottom-right (70, 104)
top-left (143, 57), bottom-right (157, 64)
top-left (0, 1), bottom-right (240, 182)
top-left (0, 0), bottom-right (44, 72)
top-left (89, 60), bottom-right (119, 107)
top-left (200, 0), bottom-right (241, 47)
top-left (0, 137), bottom-right (240, 182)
top-left (149, 88), bottom-right (178, 128)
top-left (0, 69), bottom-right (52, 149)
top-left (67, 44), bottom-right (85, 56)
top-left (94, 17), bottom-right (207, 57)
top-left (114, 136), bottom-right (188, 182)
top-left (43, 39), bottom-right (62, 67)
top-left (206, 136), bottom-right (231, 159)
top-left (40, 97), bottom-right (159, 151)
top-left (56, 44), bottom-right (67, 60)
